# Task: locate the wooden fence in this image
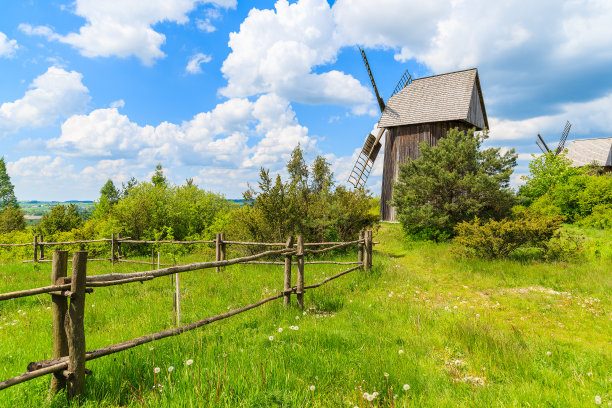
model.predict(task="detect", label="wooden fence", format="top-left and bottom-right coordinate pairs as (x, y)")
top-left (0, 230), bottom-right (374, 400)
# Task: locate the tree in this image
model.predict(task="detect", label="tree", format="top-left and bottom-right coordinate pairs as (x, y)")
top-left (151, 163), bottom-right (167, 187)
top-left (0, 157), bottom-right (18, 210)
top-left (0, 206), bottom-right (26, 233)
top-left (311, 156), bottom-right (333, 194)
top-left (40, 204), bottom-right (84, 235)
top-left (519, 151), bottom-right (582, 204)
top-left (287, 144), bottom-right (309, 191)
top-left (100, 179), bottom-right (120, 205)
top-left (391, 128), bottom-right (517, 241)
top-left (121, 176), bottom-right (138, 197)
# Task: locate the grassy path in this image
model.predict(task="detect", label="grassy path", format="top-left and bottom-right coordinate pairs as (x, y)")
top-left (0, 224), bottom-right (610, 407)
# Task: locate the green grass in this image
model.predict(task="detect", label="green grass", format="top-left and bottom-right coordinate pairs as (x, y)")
top-left (0, 225), bottom-right (610, 407)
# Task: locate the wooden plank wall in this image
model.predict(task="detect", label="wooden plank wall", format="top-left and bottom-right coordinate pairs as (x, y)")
top-left (467, 83), bottom-right (487, 130)
top-left (380, 121), bottom-right (473, 222)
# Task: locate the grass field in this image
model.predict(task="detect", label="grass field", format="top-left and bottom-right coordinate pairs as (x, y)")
top-left (0, 224), bottom-right (610, 407)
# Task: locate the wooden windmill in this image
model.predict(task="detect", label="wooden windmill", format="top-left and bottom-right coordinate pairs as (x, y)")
top-left (536, 121), bottom-right (572, 155)
top-left (348, 52), bottom-right (489, 222)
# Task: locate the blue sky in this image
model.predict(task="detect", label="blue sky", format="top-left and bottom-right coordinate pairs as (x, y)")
top-left (1, 0), bottom-right (611, 201)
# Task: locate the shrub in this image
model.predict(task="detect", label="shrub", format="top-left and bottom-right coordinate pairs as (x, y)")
top-left (577, 204), bottom-right (612, 230)
top-left (0, 206), bottom-right (26, 233)
top-left (392, 128), bottom-right (517, 241)
top-left (453, 213), bottom-right (563, 259)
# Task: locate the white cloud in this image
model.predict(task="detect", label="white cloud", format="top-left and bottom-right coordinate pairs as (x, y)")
top-left (489, 92), bottom-right (612, 142)
top-left (7, 156), bottom-right (73, 179)
top-left (109, 99), bottom-right (125, 109)
top-left (48, 94), bottom-right (316, 177)
top-left (220, 0), bottom-right (373, 110)
top-left (0, 32), bottom-right (18, 58)
top-left (19, 0), bottom-right (235, 65)
top-left (186, 53), bottom-right (212, 74)
top-left (0, 67), bottom-right (90, 134)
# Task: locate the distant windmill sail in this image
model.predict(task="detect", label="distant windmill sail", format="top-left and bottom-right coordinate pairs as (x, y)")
top-left (555, 121), bottom-right (571, 154)
top-left (535, 121), bottom-right (572, 156)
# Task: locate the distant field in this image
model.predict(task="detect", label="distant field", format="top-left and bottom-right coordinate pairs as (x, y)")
top-left (0, 224), bottom-right (609, 407)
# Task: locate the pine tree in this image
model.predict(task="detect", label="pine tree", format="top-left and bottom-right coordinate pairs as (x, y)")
top-left (151, 163), bottom-right (167, 187)
top-left (0, 157), bottom-right (18, 209)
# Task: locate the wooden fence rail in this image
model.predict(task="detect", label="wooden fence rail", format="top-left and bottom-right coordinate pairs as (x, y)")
top-left (0, 231), bottom-right (375, 400)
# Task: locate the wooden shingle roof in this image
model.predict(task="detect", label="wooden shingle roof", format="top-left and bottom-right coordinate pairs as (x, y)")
top-left (565, 137), bottom-right (612, 167)
top-left (378, 68), bottom-right (488, 130)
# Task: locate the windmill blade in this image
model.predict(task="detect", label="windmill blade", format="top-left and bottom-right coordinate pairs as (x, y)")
top-left (359, 47), bottom-right (386, 113)
top-left (536, 133), bottom-right (550, 154)
top-left (554, 121), bottom-right (571, 155)
top-left (390, 69), bottom-right (412, 98)
top-left (347, 129), bottom-right (384, 189)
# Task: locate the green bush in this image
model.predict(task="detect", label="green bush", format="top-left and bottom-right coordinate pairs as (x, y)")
top-left (392, 128), bottom-right (517, 241)
top-left (577, 204), bottom-right (612, 230)
top-left (453, 213), bottom-right (563, 259)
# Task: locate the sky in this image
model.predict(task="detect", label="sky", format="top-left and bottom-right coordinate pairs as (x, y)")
top-left (1, 0), bottom-right (611, 201)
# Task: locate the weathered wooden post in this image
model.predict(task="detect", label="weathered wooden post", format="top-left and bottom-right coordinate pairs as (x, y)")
top-left (220, 233), bottom-right (226, 269)
top-left (39, 235), bottom-right (45, 260)
top-left (358, 230), bottom-right (364, 265)
top-left (215, 233), bottom-right (221, 273)
top-left (110, 233), bottom-right (115, 265)
top-left (296, 235), bottom-right (304, 309)
top-left (283, 236), bottom-right (294, 307)
top-left (49, 250), bottom-right (69, 397)
top-left (33, 235), bottom-right (38, 263)
top-left (116, 233), bottom-right (122, 260)
top-left (65, 251), bottom-right (88, 399)
top-left (175, 271), bottom-right (181, 326)
top-left (365, 230), bottom-right (373, 271)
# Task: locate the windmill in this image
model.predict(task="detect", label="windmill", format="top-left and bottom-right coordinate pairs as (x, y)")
top-left (347, 48), bottom-right (412, 189)
top-left (536, 121), bottom-right (572, 155)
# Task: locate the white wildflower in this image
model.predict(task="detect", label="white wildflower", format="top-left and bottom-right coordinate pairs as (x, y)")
top-left (309, 385), bottom-right (315, 391)
top-left (154, 367), bottom-right (160, 374)
top-left (546, 351), bottom-right (552, 356)
top-left (403, 384), bottom-right (410, 391)
top-left (372, 392), bottom-right (379, 397)
top-left (366, 394), bottom-right (374, 401)
top-left (296, 316), bottom-right (300, 320)
top-left (269, 336), bottom-right (274, 341)
top-left (398, 350), bottom-right (404, 355)
top-left (186, 359), bottom-right (194, 366)
top-left (595, 395), bottom-right (601, 405)
top-left (278, 327), bottom-right (283, 333)
top-left (384, 372), bottom-right (389, 377)
top-left (168, 366), bottom-right (174, 372)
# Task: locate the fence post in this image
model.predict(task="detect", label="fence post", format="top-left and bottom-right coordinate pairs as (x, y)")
top-left (49, 250), bottom-right (69, 397)
top-left (283, 236), bottom-right (294, 307)
top-left (110, 233), bottom-right (115, 265)
top-left (220, 233), bottom-right (226, 269)
top-left (175, 271), bottom-right (181, 326)
top-left (365, 230), bottom-right (373, 271)
top-left (215, 233), bottom-right (221, 273)
top-left (358, 230), bottom-right (364, 265)
top-left (33, 235), bottom-right (38, 263)
top-left (39, 235), bottom-right (45, 260)
top-left (65, 251), bottom-right (88, 400)
top-left (296, 235), bottom-right (304, 309)
top-left (116, 233), bottom-right (122, 260)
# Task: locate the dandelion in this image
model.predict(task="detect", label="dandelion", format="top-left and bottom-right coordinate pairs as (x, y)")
top-left (398, 350), bottom-right (404, 355)
top-left (186, 359), bottom-right (194, 366)
top-left (403, 384), bottom-right (410, 391)
top-left (309, 385), bottom-right (315, 391)
top-left (303, 311), bottom-right (307, 316)
top-left (372, 392), bottom-right (379, 397)
top-left (546, 351), bottom-right (552, 356)
top-left (278, 327), bottom-right (283, 333)
top-left (595, 395), bottom-right (601, 405)
top-left (46, 307), bottom-right (51, 310)
top-left (17, 310), bottom-right (21, 313)
top-left (296, 316), bottom-right (300, 320)
top-left (154, 367), bottom-right (161, 374)
top-left (587, 372), bottom-right (593, 377)
top-left (384, 372), bottom-right (389, 377)
top-left (269, 336), bottom-right (274, 341)
top-left (168, 366), bottom-right (174, 372)
top-left (150, 347), bottom-right (155, 351)
top-left (475, 313), bottom-right (480, 318)
top-left (366, 394), bottom-right (374, 401)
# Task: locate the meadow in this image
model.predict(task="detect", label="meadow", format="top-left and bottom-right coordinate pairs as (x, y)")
top-left (0, 224), bottom-right (610, 407)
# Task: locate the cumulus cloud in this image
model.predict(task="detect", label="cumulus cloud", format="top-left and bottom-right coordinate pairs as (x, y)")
top-left (0, 32), bottom-right (18, 58)
top-left (0, 67), bottom-right (90, 134)
top-left (19, 0), bottom-right (235, 65)
top-left (220, 0), bottom-right (372, 110)
top-left (48, 93), bottom-right (316, 179)
top-left (7, 156), bottom-right (73, 179)
top-left (185, 53), bottom-right (212, 74)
